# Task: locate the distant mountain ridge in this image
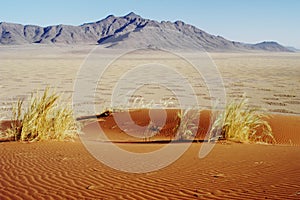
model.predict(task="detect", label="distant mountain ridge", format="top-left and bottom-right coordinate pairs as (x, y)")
top-left (0, 12), bottom-right (293, 52)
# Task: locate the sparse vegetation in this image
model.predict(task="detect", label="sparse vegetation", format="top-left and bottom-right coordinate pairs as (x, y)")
top-left (6, 87), bottom-right (78, 142)
top-left (174, 108), bottom-right (199, 141)
top-left (209, 97), bottom-right (275, 144)
top-left (144, 121), bottom-right (160, 142)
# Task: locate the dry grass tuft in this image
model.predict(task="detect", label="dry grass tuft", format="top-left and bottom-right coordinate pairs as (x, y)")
top-left (210, 97), bottom-right (275, 144)
top-left (174, 109), bottom-right (199, 141)
top-left (6, 87), bottom-right (78, 142)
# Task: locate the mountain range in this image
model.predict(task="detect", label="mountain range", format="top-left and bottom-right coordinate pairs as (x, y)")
top-left (0, 12), bottom-right (293, 52)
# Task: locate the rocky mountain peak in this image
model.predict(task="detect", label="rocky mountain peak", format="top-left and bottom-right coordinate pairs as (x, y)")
top-left (0, 13), bottom-right (293, 52)
top-left (124, 12), bottom-right (142, 19)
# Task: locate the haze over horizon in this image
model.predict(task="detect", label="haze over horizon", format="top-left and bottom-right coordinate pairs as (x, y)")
top-left (1, 0), bottom-right (299, 48)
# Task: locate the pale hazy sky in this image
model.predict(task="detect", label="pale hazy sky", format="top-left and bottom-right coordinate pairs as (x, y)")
top-left (1, 0), bottom-right (299, 48)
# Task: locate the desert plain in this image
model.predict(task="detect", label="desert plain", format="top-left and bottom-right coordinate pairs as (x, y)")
top-left (0, 45), bottom-right (300, 199)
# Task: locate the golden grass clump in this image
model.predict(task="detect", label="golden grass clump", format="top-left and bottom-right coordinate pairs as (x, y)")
top-left (210, 97), bottom-right (275, 144)
top-left (7, 87), bottom-right (78, 142)
top-left (175, 109), bottom-right (199, 141)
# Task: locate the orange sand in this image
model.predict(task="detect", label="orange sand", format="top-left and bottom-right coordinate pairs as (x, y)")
top-left (83, 109), bottom-right (300, 145)
top-left (1, 110), bottom-right (300, 199)
top-left (1, 141), bottom-right (300, 199)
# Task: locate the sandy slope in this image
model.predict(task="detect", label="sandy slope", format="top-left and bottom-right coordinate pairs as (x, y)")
top-left (82, 109), bottom-right (300, 145)
top-left (1, 141), bottom-right (300, 199)
top-left (1, 110), bottom-right (300, 199)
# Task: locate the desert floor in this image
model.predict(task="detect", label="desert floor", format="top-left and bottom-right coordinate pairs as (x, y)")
top-left (0, 45), bottom-right (300, 199)
top-left (0, 45), bottom-right (299, 116)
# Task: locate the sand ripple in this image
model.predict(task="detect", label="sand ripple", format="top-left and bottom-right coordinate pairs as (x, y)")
top-left (1, 141), bottom-right (300, 199)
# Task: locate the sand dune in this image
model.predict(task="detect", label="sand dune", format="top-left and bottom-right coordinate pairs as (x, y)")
top-left (1, 140), bottom-right (300, 199)
top-left (1, 109), bottom-right (299, 199)
top-left (82, 109), bottom-right (300, 146)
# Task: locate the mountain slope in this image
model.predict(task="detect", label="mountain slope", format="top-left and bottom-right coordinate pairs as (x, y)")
top-left (0, 12), bottom-right (293, 52)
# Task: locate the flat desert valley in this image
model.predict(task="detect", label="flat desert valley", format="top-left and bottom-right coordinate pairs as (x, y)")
top-left (0, 45), bottom-right (300, 199)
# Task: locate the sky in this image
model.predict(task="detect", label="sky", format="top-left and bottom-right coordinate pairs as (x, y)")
top-left (1, 0), bottom-right (299, 48)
